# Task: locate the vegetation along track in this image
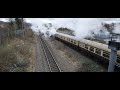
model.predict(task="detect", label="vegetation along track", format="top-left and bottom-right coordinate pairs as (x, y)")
top-left (39, 35), bottom-right (61, 72)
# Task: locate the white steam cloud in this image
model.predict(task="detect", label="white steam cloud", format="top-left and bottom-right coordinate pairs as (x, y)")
top-left (0, 18), bottom-right (120, 40)
top-left (25, 18), bottom-right (120, 39)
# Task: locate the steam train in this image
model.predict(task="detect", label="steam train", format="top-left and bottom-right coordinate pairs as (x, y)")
top-left (54, 33), bottom-right (120, 67)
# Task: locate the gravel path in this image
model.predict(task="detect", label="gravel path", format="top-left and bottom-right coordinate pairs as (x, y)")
top-left (46, 37), bottom-right (107, 72)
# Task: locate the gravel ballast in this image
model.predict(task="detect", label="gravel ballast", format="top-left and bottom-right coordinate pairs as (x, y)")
top-left (45, 37), bottom-right (107, 72)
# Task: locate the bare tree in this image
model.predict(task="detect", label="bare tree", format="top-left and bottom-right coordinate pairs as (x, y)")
top-left (15, 18), bottom-right (25, 37)
top-left (8, 18), bottom-right (15, 38)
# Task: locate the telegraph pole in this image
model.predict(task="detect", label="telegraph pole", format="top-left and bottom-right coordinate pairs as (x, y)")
top-left (108, 33), bottom-right (120, 72)
top-left (22, 18), bottom-right (24, 37)
top-left (108, 45), bottom-right (117, 72)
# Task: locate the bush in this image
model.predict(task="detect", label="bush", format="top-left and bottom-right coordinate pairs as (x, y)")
top-left (0, 37), bottom-right (33, 72)
top-left (0, 45), bottom-right (17, 71)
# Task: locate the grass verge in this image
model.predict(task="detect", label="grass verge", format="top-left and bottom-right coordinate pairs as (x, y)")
top-left (0, 35), bottom-right (36, 72)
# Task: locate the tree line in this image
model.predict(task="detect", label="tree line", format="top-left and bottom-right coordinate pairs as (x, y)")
top-left (0, 18), bottom-right (33, 44)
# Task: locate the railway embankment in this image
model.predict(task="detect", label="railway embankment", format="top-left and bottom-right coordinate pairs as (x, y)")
top-left (0, 35), bottom-right (36, 72)
top-left (46, 37), bottom-right (107, 72)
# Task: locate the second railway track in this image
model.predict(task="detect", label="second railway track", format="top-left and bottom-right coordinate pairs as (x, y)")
top-left (39, 35), bottom-right (61, 72)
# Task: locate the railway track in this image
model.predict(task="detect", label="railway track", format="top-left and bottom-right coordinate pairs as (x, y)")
top-left (39, 35), bottom-right (61, 72)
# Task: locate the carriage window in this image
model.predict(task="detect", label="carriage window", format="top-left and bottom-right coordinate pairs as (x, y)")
top-left (85, 44), bottom-right (88, 49)
top-left (95, 48), bottom-right (101, 55)
top-left (79, 42), bottom-right (82, 46)
top-left (90, 46), bottom-right (94, 52)
top-left (69, 39), bottom-right (70, 41)
top-left (79, 43), bottom-right (82, 47)
top-left (82, 44), bottom-right (85, 48)
top-left (74, 41), bottom-right (76, 44)
top-left (117, 55), bottom-right (120, 63)
top-left (103, 51), bottom-right (110, 59)
top-left (69, 39), bottom-right (71, 41)
top-left (67, 38), bottom-right (69, 41)
top-left (79, 42), bottom-right (85, 48)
